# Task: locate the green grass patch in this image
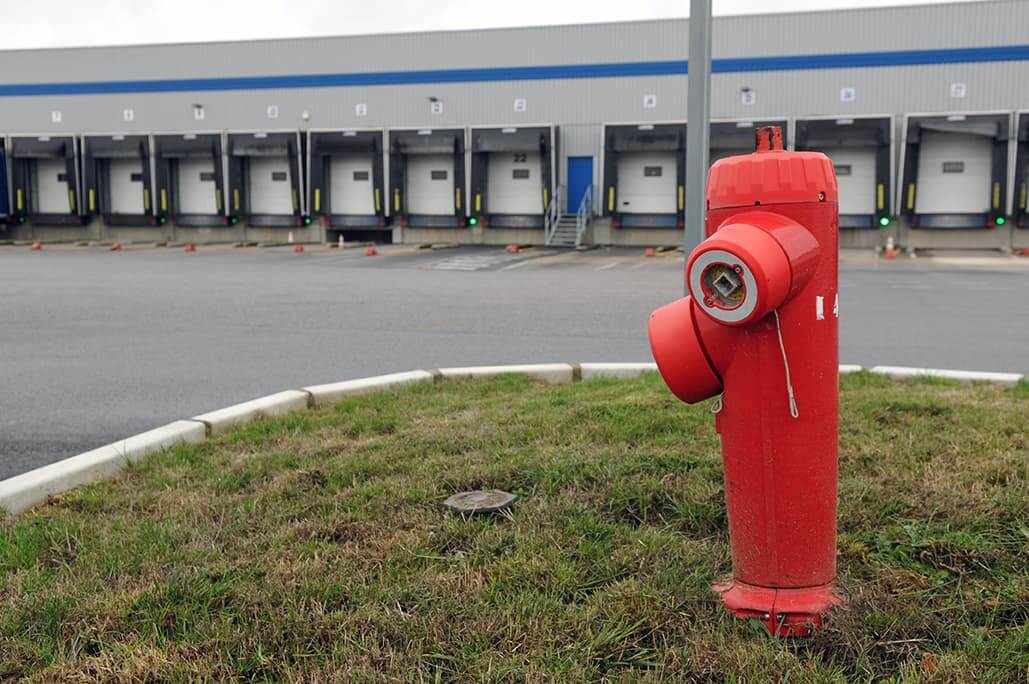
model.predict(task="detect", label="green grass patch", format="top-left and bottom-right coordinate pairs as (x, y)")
top-left (1, 372), bottom-right (1026, 680)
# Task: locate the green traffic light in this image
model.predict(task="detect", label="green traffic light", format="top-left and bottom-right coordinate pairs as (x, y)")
top-left (879, 216), bottom-right (890, 227)
top-left (995, 216), bottom-right (1006, 225)
top-left (468, 217), bottom-right (478, 226)
top-left (304, 216), bottom-right (312, 225)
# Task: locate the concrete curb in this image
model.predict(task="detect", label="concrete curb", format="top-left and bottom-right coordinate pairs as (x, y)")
top-left (0, 420), bottom-right (206, 515)
top-left (304, 370), bottom-right (435, 406)
top-left (437, 363), bottom-right (575, 385)
top-left (192, 390), bottom-right (311, 436)
top-left (1, 362), bottom-right (1023, 515)
top-left (869, 365), bottom-right (1024, 385)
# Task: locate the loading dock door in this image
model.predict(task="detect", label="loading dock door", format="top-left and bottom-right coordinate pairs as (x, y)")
top-left (487, 151), bottom-right (541, 215)
top-left (35, 158), bottom-right (71, 214)
top-left (177, 158), bottom-right (219, 215)
top-left (827, 147), bottom-right (876, 216)
top-left (406, 154), bottom-right (455, 215)
top-left (248, 157), bottom-right (293, 215)
top-left (915, 132), bottom-right (991, 214)
top-left (330, 154), bottom-right (375, 215)
top-left (616, 152), bottom-right (676, 214)
top-left (108, 158), bottom-right (145, 215)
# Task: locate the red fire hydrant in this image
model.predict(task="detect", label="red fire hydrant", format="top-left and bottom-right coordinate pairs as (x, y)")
top-left (649, 127), bottom-right (840, 637)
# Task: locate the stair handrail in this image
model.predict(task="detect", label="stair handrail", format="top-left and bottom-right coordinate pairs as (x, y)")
top-left (575, 184), bottom-right (593, 248)
top-left (544, 184), bottom-right (562, 246)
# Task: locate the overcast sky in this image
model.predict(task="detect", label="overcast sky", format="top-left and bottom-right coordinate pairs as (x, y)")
top-left (0, 0), bottom-right (989, 50)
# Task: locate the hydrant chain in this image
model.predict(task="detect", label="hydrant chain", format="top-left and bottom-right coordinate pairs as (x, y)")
top-left (772, 310), bottom-right (800, 419)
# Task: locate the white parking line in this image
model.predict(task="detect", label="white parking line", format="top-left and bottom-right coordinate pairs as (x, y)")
top-left (597, 262), bottom-right (620, 271)
top-left (500, 260), bottom-right (533, 271)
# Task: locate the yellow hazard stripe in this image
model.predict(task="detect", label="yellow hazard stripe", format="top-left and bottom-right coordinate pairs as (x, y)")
top-left (233, 189), bottom-right (240, 212)
top-left (88, 189), bottom-right (96, 212)
top-left (216, 191), bottom-right (223, 211)
top-left (143, 189), bottom-right (150, 211)
top-left (16, 189), bottom-right (23, 211)
top-left (314, 188), bottom-right (320, 213)
top-left (542, 188), bottom-right (548, 209)
top-left (678, 185), bottom-right (684, 211)
top-left (876, 183), bottom-right (884, 211)
top-left (292, 189), bottom-right (298, 212)
top-left (394, 189), bottom-right (400, 212)
top-left (161, 189), bottom-right (168, 212)
top-left (455, 188), bottom-right (461, 210)
top-left (906, 184), bottom-right (915, 210)
top-left (608, 187), bottom-right (615, 212)
top-left (992, 182), bottom-right (1000, 210)
top-left (1020, 182), bottom-right (1027, 210)
top-left (68, 190), bottom-right (76, 211)
top-left (374, 188), bottom-right (381, 212)
top-left (475, 193), bottom-right (482, 212)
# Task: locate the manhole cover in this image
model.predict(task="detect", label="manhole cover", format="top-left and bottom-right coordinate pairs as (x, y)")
top-left (443, 489), bottom-right (517, 514)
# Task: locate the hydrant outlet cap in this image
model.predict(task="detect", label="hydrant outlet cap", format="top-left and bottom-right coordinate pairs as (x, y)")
top-left (648, 297), bottom-right (723, 404)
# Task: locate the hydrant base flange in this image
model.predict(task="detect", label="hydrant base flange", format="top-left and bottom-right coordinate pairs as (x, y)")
top-left (713, 579), bottom-right (842, 638)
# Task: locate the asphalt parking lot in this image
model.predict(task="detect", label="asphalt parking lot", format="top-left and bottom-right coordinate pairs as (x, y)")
top-left (1, 242), bottom-right (1027, 480)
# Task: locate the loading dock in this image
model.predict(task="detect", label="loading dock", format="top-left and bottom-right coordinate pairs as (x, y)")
top-left (227, 131), bottom-right (303, 227)
top-left (470, 125), bottom-right (555, 228)
top-left (9, 135), bottom-right (82, 225)
top-left (154, 133), bottom-right (226, 226)
top-left (795, 116), bottom-right (893, 229)
top-left (308, 129), bottom-right (386, 232)
top-left (601, 123), bottom-right (685, 228)
top-left (710, 119), bottom-right (789, 166)
top-left (0, 139), bottom-right (9, 223)
top-left (1014, 112), bottom-right (1028, 234)
top-left (82, 134), bottom-right (153, 226)
top-left (899, 113), bottom-right (1009, 233)
top-left (389, 128), bottom-right (465, 227)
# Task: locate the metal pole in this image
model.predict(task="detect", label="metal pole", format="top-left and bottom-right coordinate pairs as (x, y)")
top-left (685, 0), bottom-right (712, 292)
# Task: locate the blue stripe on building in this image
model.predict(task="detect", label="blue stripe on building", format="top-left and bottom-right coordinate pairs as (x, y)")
top-left (1, 44), bottom-right (1028, 97)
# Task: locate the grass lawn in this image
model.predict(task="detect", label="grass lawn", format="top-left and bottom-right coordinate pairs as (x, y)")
top-left (1, 373), bottom-right (1026, 681)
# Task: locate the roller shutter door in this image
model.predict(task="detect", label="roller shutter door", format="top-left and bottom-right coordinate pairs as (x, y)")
top-left (616, 151), bottom-right (676, 214)
top-left (330, 155), bottom-right (375, 215)
top-left (35, 159), bottom-right (71, 214)
top-left (827, 147), bottom-right (876, 216)
top-left (108, 158), bottom-right (145, 215)
top-left (487, 151), bottom-right (541, 215)
top-left (915, 132), bottom-right (991, 214)
top-left (406, 154), bottom-right (455, 215)
top-left (177, 158), bottom-right (218, 215)
top-left (248, 156), bottom-right (293, 215)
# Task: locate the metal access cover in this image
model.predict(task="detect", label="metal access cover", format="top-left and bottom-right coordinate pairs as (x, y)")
top-left (443, 489), bottom-right (516, 514)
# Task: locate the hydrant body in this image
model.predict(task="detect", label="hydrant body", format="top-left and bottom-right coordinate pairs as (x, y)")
top-left (649, 127), bottom-right (840, 636)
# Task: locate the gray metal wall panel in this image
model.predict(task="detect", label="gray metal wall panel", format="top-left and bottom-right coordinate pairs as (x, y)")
top-left (0, 1), bottom-right (1026, 82)
top-left (3, 62), bottom-right (1027, 137)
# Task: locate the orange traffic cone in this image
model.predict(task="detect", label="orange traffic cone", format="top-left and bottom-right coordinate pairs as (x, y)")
top-left (110, 242), bottom-right (123, 251)
top-left (644, 247), bottom-right (656, 257)
top-left (294, 243), bottom-right (304, 253)
top-left (30, 242), bottom-right (42, 250)
top-left (882, 236), bottom-right (898, 260)
top-left (365, 247), bottom-right (378, 256)
top-left (184, 243), bottom-right (196, 252)
top-left (505, 244), bottom-right (520, 254)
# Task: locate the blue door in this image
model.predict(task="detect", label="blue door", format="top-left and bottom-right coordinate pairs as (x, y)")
top-left (566, 157), bottom-right (593, 212)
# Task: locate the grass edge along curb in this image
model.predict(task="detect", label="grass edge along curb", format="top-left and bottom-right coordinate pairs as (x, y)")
top-left (0, 362), bottom-right (1023, 516)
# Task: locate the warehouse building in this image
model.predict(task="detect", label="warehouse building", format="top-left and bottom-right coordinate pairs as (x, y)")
top-left (0, 0), bottom-right (1028, 251)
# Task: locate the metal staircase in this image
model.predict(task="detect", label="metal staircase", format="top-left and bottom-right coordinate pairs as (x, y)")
top-left (544, 184), bottom-right (592, 248)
